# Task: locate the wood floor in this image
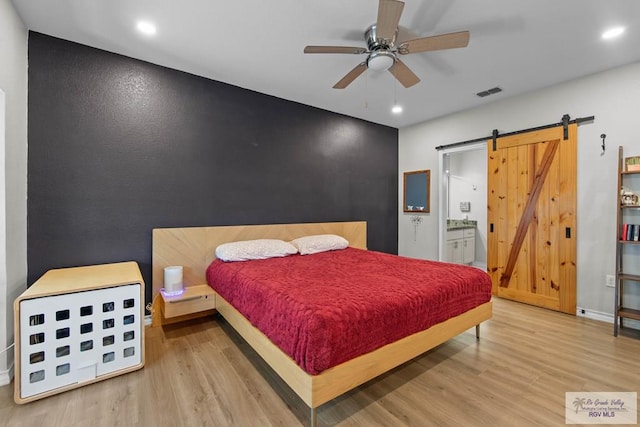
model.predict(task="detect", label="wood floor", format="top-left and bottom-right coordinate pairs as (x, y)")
top-left (2, 298), bottom-right (639, 426)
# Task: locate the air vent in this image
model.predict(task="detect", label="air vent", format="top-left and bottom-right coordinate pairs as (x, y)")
top-left (476, 87), bottom-right (503, 98)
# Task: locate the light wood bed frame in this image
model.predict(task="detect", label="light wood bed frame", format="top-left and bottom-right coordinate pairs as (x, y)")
top-left (151, 221), bottom-right (492, 426)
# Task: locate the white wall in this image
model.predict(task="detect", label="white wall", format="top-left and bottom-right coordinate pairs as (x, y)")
top-left (0, 0), bottom-right (28, 385)
top-left (399, 60), bottom-right (640, 318)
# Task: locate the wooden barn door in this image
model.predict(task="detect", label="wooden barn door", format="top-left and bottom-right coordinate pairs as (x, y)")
top-left (487, 123), bottom-right (577, 314)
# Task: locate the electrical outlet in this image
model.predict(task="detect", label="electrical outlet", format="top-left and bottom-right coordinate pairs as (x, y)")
top-left (606, 274), bottom-right (616, 288)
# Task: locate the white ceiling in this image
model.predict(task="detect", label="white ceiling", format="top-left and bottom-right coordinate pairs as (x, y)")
top-left (11, 0), bottom-right (640, 128)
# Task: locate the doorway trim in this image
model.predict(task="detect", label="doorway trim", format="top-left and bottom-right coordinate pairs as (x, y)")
top-left (437, 141), bottom-right (486, 262)
top-left (0, 88), bottom-right (10, 385)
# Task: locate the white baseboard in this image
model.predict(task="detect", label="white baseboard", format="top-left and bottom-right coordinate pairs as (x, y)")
top-left (576, 307), bottom-right (614, 323)
top-left (0, 362), bottom-right (14, 386)
top-left (576, 308), bottom-right (640, 330)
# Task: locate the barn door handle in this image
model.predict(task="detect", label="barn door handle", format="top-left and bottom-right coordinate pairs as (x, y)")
top-left (565, 227), bottom-right (571, 238)
top-left (490, 223), bottom-right (494, 233)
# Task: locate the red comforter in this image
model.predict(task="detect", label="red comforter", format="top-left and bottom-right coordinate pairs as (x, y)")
top-left (206, 247), bottom-right (492, 375)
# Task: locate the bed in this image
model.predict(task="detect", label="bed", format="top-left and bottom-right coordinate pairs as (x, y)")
top-left (151, 221), bottom-right (492, 426)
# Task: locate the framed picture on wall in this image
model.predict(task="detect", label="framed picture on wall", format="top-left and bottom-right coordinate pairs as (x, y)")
top-left (403, 170), bottom-right (430, 213)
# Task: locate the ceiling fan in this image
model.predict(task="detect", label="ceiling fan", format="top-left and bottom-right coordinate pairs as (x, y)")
top-left (304, 0), bottom-right (470, 89)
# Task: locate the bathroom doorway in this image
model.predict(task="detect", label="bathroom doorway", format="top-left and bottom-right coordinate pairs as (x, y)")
top-left (438, 143), bottom-right (487, 270)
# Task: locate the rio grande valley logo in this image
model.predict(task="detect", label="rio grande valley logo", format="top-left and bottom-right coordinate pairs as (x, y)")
top-left (566, 392), bottom-right (637, 424)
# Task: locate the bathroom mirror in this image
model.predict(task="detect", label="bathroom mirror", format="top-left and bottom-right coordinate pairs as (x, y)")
top-left (403, 170), bottom-right (430, 213)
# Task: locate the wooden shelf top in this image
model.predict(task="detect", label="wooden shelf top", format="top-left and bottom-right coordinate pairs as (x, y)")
top-left (618, 307), bottom-right (640, 321)
top-left (18, 261), bottom-right (144, 301)
top-left (619, 273), bottom-right (640, 282)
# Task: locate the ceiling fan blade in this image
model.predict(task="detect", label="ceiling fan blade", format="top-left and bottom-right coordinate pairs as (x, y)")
top-left (398, 31), bottom-right (470, 54)
top-left (333, 62), bottom-right (368, 89)
top-left (304, 46), bottom-right (367, 54)
top-left (389, 58), bottom-right (420, 88)
top-left (377, 0), bottom-right (404, 42)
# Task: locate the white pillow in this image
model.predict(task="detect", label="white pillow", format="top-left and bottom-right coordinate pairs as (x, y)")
top-left (290, 234), bottom-right (349, 255)
top-left (215, 239), bottom-right (298, 262)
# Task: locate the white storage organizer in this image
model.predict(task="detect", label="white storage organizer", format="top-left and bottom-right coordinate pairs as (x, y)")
top-left (14, 262), bottom-right (145, 403)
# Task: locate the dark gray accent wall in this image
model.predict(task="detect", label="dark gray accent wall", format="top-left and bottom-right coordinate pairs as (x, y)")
top-left (27, 32), bottom-right (398, 303)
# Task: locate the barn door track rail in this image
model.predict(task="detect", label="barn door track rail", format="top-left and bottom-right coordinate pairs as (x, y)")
top-left (435, 114), bottom-right (595, 151)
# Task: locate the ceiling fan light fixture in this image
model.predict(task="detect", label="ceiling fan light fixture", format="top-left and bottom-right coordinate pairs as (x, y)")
top-left (367, 50), bottom-right (395, 71)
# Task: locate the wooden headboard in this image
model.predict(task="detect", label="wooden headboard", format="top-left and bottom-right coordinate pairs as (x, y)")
top-left (151, 221), bottom-right (367, 299)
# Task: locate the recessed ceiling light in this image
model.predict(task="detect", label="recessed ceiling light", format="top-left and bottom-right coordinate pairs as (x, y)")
top-left (392, 105), bottom-right (403, 114)
top-left (602, 26), bottom-right (625, 40)
top-left (136, 21), bottom-right (157, 36)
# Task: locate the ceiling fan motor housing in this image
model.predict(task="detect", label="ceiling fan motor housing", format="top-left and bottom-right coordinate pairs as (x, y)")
top-left (365, 24), bottom-right (397, 70)
top-left (365, 24), bottom-right (396, 50)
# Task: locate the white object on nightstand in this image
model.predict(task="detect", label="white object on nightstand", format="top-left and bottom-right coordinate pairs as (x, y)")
top-left (162, 265), bottom-right (184, 296)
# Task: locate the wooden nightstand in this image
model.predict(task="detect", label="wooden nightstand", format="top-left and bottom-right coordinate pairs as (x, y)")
top-left (153, 284), bottom-right (216, 326)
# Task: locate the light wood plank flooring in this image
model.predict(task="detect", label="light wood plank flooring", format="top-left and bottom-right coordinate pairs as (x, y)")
top-left (2, 298), bottom-right (639, 426)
